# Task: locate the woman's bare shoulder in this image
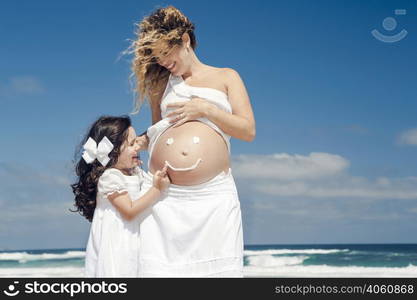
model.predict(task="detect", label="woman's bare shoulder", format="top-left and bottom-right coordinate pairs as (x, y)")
top-left (206, 66), bottom-right (237, 77)
top-left (201, 67), bottom-right (245, 98)
top-left (218, 68), bottom-right (246, 95)
top-left (220, 67), bottom-right (241, 79)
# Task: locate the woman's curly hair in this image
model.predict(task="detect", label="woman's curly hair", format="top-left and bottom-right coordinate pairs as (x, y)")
top-left (128, 5), bottom-right (196, 113)
top-left (70, 115), bottom-right (131, 222)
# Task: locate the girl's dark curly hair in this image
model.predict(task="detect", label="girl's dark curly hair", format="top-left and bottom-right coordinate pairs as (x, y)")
top-left (71, 115), bottom-right (132, 222)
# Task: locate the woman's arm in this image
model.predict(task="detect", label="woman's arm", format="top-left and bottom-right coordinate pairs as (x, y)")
top-left (150, 83), bottom-right (164, 125)
top-left (151, 97), bottom-right (162, 125)
top-left (206, 68), bottom-right (256, 142)
top-left (167, 68), bottom-right (256, 142)
top-left (136, 86), bottom-right (164, 150)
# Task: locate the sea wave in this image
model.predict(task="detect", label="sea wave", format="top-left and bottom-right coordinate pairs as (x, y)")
top-left (244, 261), bottom-right (417, 278)
top-left (247, 255), bottom-right (308, 267)
top-left (244, 249), bottom-right (349, 256)
top-left (2, 264), bottom-right (417, 278)
top-left (347, 250), bottom-right (412, 257)
top-left (0, 267), bottom-right (85, 277)
top-left (0, 251), bottom-right (85, 263)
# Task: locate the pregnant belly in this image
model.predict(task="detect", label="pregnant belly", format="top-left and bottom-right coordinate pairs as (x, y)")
top-left (149, 120), bottom-right (229, 186)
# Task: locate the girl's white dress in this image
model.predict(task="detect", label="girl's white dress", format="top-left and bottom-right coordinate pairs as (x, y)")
top-left (84, 167), bottom-right (143, 277)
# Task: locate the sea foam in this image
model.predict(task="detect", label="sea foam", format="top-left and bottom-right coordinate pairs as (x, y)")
top-left (0, 251), bottom-right (85, 263)
top-left (0, 266), bottom-right (84, 277)
top-left (244, 249), bottom-right (349, 256)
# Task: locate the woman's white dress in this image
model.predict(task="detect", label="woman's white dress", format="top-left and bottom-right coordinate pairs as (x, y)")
top-left (138, 73), bottom-right (244, 277)
top-left (84, 167), bottom-right (143, 277)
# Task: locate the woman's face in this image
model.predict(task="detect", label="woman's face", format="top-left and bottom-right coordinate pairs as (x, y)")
top-left (155, 34), bottom-right (190, 75)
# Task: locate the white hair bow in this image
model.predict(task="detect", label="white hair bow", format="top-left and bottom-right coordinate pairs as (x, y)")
top-left (82, 136), bottom-right (114, 166)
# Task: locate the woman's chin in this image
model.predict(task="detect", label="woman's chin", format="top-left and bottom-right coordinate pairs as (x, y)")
top-left (170, 66), bottom-right (180, 75)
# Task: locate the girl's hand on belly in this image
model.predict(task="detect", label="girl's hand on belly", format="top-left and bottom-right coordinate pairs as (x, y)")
top-left (166, 97), bottom-right (213, 127)
top-left (153, 163), bottom-right (171, 191)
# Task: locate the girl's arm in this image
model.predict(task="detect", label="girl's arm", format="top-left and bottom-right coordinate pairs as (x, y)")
top-left (107, 167), bottom-right (169, 221)
top-left (167, 68), bottom-right (256, 142)
top-left (107, 187), bottom-right (161, 221)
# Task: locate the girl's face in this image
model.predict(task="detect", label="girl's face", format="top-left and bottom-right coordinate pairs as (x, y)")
top-left (114, 127), bottom-right (141, 171)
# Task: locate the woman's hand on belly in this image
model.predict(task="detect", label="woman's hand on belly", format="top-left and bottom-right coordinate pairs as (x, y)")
top-left (166, 97), bottom-right (212, 128)
top-left (149, 121), bottom-right (229, 186)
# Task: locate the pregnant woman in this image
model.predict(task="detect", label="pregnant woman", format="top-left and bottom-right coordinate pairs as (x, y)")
top-left (131, 6), bottom-right (255, 277)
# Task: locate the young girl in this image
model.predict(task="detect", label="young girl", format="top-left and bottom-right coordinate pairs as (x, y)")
top-left (71, 115), bottom-right (170, 277)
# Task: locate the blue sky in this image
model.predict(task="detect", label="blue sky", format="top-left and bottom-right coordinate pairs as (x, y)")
top-left (1, 0), bottom-right (417, 250)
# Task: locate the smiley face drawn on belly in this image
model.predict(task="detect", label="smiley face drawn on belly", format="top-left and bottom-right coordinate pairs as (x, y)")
top-left (164, 136), bottom-right (202, 171)
top-left (166, 137), bottom-right (174, 145)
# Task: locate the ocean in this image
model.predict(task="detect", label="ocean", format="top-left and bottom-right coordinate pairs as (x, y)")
top-left (0, 244), bottom-right (416, 277)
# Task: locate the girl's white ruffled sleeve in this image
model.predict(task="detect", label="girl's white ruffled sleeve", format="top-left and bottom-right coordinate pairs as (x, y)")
top-left (98, 168), bottom-right (128, 198)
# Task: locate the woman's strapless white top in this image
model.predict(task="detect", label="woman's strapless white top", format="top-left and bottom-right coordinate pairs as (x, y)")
top-left (146, 73), bottom-right (233, 169)
top-left (139, 73), bottom-right (244, 277)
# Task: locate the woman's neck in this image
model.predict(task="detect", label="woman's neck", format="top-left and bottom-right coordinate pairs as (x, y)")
top-left (181, 52), bottom-right (208, 80)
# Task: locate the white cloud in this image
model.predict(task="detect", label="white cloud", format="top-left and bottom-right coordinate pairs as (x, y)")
top-left (0, 162), bottom-right (88, 249)
top-left (1, 154), bottom-right (416, 248)
top-left (344, 124), bottom-right (370, 135)
top-left (0, 76), bottom-right (44, 96)
top-left (257, 180), bottom-right (417, 199)
top-left (0, 162), bottom-right (77, 227)
top-left (398, 128), bottom-right (417, 146)
top-left (232, 153), bottom-right (417, 199)
top-left (232, 152), bottom-right (349, 180)
top-left (409, 207), bottom-right (417, 214)
top-left (11, 76), bottom-right (44, 94)
top-left (0, 202), bottom-right (73, 224)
